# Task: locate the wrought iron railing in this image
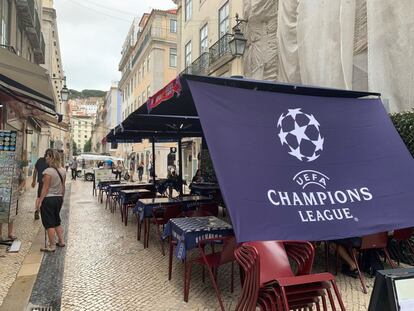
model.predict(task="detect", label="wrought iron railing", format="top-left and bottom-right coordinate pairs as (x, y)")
top-left (183, 52), bottom-right (210, 75)
top-left (209, 34), bottom-right (232, 65)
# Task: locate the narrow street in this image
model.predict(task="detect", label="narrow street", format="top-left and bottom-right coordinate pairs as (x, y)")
top-left (1, 179), bottom-right (376, 311)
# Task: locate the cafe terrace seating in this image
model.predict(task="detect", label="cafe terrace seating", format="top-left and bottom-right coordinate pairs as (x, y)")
top-left (235, 241), bottom-right (345, 311)
top-left (335, 232), bottom-right (396, 294)
top-left (184, 235), bottom-right (237, 311)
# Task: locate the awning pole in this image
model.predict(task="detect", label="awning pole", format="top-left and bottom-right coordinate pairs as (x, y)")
top-left (152, 137), bottom-right (156, 186)
top-left (178, 135), bottom-right (183, 195)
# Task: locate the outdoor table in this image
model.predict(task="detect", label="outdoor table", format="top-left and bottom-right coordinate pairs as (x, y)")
top-left (97, 179), bottom-right (120, 203)
top-left (134, 195), bottom-right (212, 222)
top-left (119, 189), bottom-right (154, 226)
top-left (163, 216), bottom-right (233, 260)
top-left (189, 182), bottom-right (221, 197)
top-left (107, 183), bottom-right (154, 212)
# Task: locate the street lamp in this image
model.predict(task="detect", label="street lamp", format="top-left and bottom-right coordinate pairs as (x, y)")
top-left (229, 14), bottom-right (248, 57)
top-left (61, 76), bottom-right (69, 102)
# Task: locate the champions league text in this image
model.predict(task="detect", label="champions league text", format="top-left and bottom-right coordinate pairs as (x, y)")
top-left (266, 187), bottom-right (373, 222)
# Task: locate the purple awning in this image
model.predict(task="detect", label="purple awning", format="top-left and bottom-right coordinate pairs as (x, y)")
top-left (187, 79), bottom-right (414, 242)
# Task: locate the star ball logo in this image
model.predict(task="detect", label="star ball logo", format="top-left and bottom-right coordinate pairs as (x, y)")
top-left (277, 108), bottom-right (324, 162)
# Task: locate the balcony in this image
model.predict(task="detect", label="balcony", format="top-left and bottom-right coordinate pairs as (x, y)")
top-left (209, 34), bottom-right (233, 68)
top-left (16, 0), bottom-right (45, 63)
top-left (183, 52), bottom-right (210, 76)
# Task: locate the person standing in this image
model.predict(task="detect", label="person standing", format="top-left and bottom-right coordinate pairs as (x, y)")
top-left (129, 155), bottom-right (136, 182)
top-left (114, 160), bottom-right (123, 180)
top-left (137, 161), bottom-right (144, 182)
top-left (32, 149), bottom-right (51, 220)
top-left (70, 157), bottom-right (78, 180)
top-left (36, 149), bottom-right (66, 252)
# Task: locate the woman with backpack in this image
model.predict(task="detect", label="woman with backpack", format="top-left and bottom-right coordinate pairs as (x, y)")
top-left (36, 149), bottom-right (66, 252)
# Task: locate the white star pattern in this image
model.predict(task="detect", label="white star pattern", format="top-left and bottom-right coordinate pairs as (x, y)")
top-left (276, 108), bottom-right (324, 162)
top-left (313, 134), bottom-right (324, 151)
top-left (290, 121), bottom-right (309, 145)
top-left (286, 108), bottom-right (302, 119)
top-left (278, 129), bottom-right (289, 145)
top-left (288, 146), bottom-right (303, 161)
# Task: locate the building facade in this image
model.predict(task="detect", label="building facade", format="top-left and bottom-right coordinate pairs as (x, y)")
top-left (68, 97), bottom-right (100, 154)
top-left (104, 82), bottom-right (121, 156)
top-left (0, 0), bottom-right (64, 182)
top-left (118, 9), bottom-right (178, 179)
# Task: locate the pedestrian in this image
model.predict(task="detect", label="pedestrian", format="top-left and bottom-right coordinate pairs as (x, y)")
top-left (137, 161), bottom-right (144, 182)
top-left (114, 160), bottom-right (123, 180)
top-left (0, 192), bottom-right (16, 240)
top-left (70, 157), bottom-right (78, 180)
top-left (129, 155), bottom-right (136, 182)
top-left (192, 169), bottom-right (204, 183)
top-left (65, 161), bottom-right (69, 172)
top-left (32, 149), bottom-right (51, 220)
top-left (36, 149), bottom-right (66, 252)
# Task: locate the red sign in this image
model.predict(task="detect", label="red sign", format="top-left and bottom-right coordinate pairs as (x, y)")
top-left (146, 77), bottom-right (182, 112)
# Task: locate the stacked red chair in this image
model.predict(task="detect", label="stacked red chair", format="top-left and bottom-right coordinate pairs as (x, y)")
top-left (235, 241), bottom-right (345, 311)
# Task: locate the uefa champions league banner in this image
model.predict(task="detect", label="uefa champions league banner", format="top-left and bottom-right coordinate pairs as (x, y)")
top-left (187, 80), bottom-right (414, 242)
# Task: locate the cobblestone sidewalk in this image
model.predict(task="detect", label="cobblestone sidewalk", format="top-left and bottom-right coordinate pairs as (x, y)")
top-left (59, 181), bottom-right (388, 311)
top-left (0, 186), bottom-right (43, 307)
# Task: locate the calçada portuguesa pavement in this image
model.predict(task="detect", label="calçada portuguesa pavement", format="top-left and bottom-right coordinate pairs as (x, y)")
top-left (0, 179), bottom-right (386, 310)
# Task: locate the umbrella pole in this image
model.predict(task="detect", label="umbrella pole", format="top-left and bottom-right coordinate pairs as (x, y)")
top-left (152, 137), bottom-right (156, 186)
top-left (178, 136), bottom-right (183, 196)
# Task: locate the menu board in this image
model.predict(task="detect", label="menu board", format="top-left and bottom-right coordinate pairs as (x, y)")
top-left (0, 130), bottom-right (19, 223)
top-left (93, 168), bottom-right (115, 184)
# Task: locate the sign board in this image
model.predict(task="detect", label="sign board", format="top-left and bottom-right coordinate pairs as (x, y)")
top-left (93, 168), bottom-right (115, 184)
top-left (369, 268), bottom-right (414, 311)
top-left (0, 130), bottom-right (19, 224)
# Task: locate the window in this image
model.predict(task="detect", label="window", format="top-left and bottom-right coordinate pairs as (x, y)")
top-left (1, 0), bottom-right (10, 45)
top-left (185, 41), bottom-right (192, 67)
top-left (84, 135), bottom-right (87, 138)
top-left (170, 19), bottom-right (177, 33)
top-left (185, 0), bottom-right (192, 21)
top-left (169, 48), bottom-right (177, 67)
top-left (219, 2), bottom-right (230, 38)
top-left (200, 24), bottom-right (208, 53)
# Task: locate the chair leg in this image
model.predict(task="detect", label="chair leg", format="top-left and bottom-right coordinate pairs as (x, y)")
top-left (351, 249), bottom-right (367, 294)
top-left (205, 264), bottom-right (225, 311)
top-left (331, 280), bottom-right (346, 311)
top-left (321, 295), bottom-right (327, 311)
top-left (231, 261), bottom-right (234, 293)
top-left (136, 215), bottom-right (141, 241)
top-left (155, 223), bottom-right (165, 256)
top-left (335, 249), bottom-right (339, 276)
top-left (326, 287), bottom-right (336, 311)
top-left (168, 237), bottom-right (173, 280)
top-left (316, 299), bottom-right (321, 311)
top-left (383, 248), bottom-right (396, 269)
top-left (280, 286), bottom-right (290, 311)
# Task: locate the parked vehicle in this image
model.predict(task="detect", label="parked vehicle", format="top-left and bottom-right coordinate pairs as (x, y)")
top-left (74, 154), bottom-right (125, 182)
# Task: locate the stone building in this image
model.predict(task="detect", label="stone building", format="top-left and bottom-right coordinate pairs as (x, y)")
top-left (118, 9), bottom-right (178, 179)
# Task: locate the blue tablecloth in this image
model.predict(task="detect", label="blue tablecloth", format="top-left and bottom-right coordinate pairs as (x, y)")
top-left (163, 216), bottom-right (233, 260)
top-left (133, 196), bottom-right (212, 221)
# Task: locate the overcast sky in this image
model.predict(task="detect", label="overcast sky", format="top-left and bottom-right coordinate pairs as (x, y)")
top-left (54, 0), bottom-right (176, 91)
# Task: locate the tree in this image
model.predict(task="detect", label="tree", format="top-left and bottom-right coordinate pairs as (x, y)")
top-left (83, 138), bottom-right (92, 152)
top-left (72, 140), bottom-right (78, 155)
top-left (390, 111), bottom-right (414, 157)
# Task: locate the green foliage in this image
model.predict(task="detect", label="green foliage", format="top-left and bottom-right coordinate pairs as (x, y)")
top-left (69, 89), bottom-right (106, 99)
top-left (72, 140), bottom-right (78, 155)
top-left (390, 111), bottom-right (414, 157)
top-left (83, 138), bottom-right (92, 153)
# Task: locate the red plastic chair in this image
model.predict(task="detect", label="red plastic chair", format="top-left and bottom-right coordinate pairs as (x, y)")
top-left (184, 235), bottom-right (237, 310)
top-left (392, 227), bottom-right (414, 266)
top-left (197, 203), bottom-right (219, 217)
top-left (237, 241), bottom-right (345, 311)
top-left (335, 232), bottom-right (396, 294)
top-left (149, 204), bottom-right (181, 255)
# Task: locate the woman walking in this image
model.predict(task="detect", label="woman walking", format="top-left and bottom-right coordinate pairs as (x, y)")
top-left (36, 149), bottom-right (66, 252)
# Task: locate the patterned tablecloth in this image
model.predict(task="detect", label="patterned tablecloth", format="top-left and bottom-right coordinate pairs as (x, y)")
top-left (133, 196), bottom-right (212, 221)
top-left (163, 216), bottom-right (233, 260)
